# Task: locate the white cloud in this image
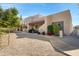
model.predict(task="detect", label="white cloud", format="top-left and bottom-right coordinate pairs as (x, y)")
top-left (22, 16), bottom-right (28, 20)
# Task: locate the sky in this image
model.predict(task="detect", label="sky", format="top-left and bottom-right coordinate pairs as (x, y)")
top-left (0, 3), bottom-right (79, 26)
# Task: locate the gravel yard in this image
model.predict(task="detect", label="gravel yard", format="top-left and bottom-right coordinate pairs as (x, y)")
top-left (0, 32), bottom-right (65, 56)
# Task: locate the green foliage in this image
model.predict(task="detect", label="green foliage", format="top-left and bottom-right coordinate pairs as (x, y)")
top-left (0, 6), bottom-right (3, 18)
top-left (0, 6), bottom-right (21, 28)
top-left (47, 23), bottom-right (60, 35)
top-left (52, 23), bottom-right (60, 35)
top-left (0, 6), bottom-right (21, 33)
top-left (47, 25), bottom-right (53, 33)
top-left (0, 28), bottom-right (9, 34)
top-left (10, 7), bottom-right (19, 16)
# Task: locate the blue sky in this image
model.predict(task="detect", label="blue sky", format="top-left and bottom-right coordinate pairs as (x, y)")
top-left (0, 3), bottom-right (79, 26)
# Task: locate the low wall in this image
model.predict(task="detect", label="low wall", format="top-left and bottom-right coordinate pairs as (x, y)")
top-left (0, 34), bottom-right (9, 48)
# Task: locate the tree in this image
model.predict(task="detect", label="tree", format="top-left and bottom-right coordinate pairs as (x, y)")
top-left (1, 7), bottom-right (21, 28)
top-left (0, 6), bottom-right (3, 18)
top-left (10, 7), bottom-right (19, 16)
top-left (0, 6), bottom-right (21, 33)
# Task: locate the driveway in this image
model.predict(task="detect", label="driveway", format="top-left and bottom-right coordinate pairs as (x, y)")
top-left (0, 31), bottom-right (65, 56)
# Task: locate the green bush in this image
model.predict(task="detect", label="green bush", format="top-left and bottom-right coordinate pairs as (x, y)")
top-left (52, 23), bottom-right (60, 35)
top-left (47, 25), bottom-right (53, 33)
top-left (47, 23), bottom-right (60, 36)
top-left (0, 28), bottom-right (10, 35)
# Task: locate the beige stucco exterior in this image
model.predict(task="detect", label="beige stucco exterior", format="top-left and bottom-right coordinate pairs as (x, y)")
top-left (24, 10), bottom-right (73, 35)
top-left (46, 10), bottom-right (73, 35)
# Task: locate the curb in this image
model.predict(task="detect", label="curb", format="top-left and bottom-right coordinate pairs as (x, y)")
top-left (49, 40), bottom-right (71, 56)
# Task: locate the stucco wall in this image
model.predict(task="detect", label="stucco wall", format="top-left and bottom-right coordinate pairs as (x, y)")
top-left (46, 10), bottom-right (72, 35)
top-left (24, 10), bottom-right (72, 35)
top-left (38, 17), bottom-right (48, 33)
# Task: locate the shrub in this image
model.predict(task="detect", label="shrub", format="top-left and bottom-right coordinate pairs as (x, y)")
top-left (52, 23), bottom-right (60, 35)
top-left (47, 25), bottom-right (53, 33)
top-left (47, 23), bottom-right (60, 36)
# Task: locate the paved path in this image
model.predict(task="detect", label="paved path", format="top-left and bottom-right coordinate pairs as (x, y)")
top-left (0, 32), bottom-right (65, 56)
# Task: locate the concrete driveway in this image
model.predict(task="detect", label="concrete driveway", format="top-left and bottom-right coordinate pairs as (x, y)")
top-left (0, 31), bottom-right (65, 56)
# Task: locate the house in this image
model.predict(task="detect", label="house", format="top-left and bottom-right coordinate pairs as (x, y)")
top-left (23, 10), bottom-right (73, 35)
